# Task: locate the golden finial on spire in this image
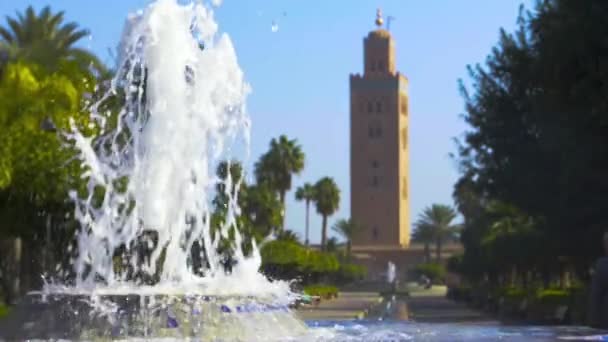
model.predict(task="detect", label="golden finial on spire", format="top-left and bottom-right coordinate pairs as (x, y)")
top-left (375, 8), bottom-right (384, 27)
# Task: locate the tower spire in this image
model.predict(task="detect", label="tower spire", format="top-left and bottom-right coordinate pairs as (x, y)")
top-left (375, 8), bottom-right (384, 28)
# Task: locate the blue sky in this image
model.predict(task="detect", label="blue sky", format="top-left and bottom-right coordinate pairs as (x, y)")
top-left (1, 0), bottom-right (534, 244)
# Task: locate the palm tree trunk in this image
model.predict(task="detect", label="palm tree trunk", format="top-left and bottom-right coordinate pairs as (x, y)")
top-left (0, 237), bottom-right (22, 305)
top-left (424, 243), bottom-right (430, 263)
top-left (279, 190), bottom-right (286, 230)
top-left (435, 238), bottom-right (442, 262)
top-left (305, 200), bottom-right (310, 247)
top-left (321, 215), bottom-right (328, 251)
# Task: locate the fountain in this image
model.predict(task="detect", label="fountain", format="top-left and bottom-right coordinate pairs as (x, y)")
top-left (1, 0), bottom-right (608, 340)
top-left (0, 0), bottom-right (306, 340)
top-left (387, 261), bottom-right (396, 289)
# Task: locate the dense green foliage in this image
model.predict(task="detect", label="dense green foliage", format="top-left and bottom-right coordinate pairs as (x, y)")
top-left (410, 263), bottom-right (446, 284)
top-left (412, 204), bottom-right (460, 262)
top-left (453, 0), bottom-right (608, 290)
top-left (260, 240), bottom-right (339, 281)
top-left (313, 177), bottom-right (340, 251)
top-left (303, 284), bottom-right (338, 299)
top-left (0, 304), bottom-right (9, 319)
top-left (336, 263), bottom-right (367, 283)
top-left (331, 218), bottom-right (360, 260)
top-left (254, 135), bottom-right (305, 230)
top-left (0, 5), bottom-right (108, 304)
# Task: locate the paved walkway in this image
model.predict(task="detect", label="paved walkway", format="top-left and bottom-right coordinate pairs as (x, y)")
top-left (295, 292), bottom-right (383, 321)
top-left (295, 285), bottom-right (495, 324)
top-left (406, 284), bottom-right (498, 324)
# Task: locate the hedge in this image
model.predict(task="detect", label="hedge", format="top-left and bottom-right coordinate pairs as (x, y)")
top-left (0, 304), bottom-right (9, 319)
top-left (303, 285), bottom-right (338, 299)
top-left (411, 263), bottom-right (446, 284)
top-left (260, 240), bottom-right (365, 285)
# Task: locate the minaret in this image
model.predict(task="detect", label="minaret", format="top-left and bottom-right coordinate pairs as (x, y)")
top-left (350, 9), bottom-right (410, 249)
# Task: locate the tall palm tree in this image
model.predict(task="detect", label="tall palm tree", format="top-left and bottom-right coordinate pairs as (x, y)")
top-left (295, 183), bottom-right (315, 246)
top-left (0, 6), bottom-right (104, 74)
top-left (416, 204), bottom-right (459, 262)
top-left (313, 177), bottom-right (340, 251)
top-left (332, 218), bottom-right (360, 260)
top-left (412, 219), bottom-right (434, 262)
top-left (254, 135), bottom-right (305, 230)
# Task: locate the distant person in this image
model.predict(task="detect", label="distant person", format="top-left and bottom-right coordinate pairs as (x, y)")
top-left (589, 232), bottom-right (608, 329)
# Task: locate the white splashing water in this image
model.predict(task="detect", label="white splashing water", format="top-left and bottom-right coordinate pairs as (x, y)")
top-left (50, 0), bottom-right (289, 299)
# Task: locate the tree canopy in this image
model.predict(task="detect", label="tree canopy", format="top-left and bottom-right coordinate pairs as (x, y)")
top-left (454, 0), bottom-right (608, 283)
top-left (314, 177), bottom-right (340, 251)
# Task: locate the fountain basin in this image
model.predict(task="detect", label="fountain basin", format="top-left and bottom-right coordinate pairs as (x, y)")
top-left (0, 292), bottom-right (307, 340)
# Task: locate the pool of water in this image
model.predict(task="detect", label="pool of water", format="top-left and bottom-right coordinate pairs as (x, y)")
top-left (304, 320), bottom-right (608, 341)
top-left (1, 294), bottom-right (606, 341)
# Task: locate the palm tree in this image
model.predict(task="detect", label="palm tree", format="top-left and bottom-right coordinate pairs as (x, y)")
top-left (332, 218), bottom-right (360, 260)
top-left (295, 183), bottom-right (315, 246)
top-left (412, 219), bottom-right (434, 263)
top-left (325, 237), bottom-right (339, 253)
top-left (416, 204), bottom-right (459, 262)
top-left (275, 229), bottom-right (300, 244)
top-left (313, 177), bottom-right (340, 251)
top-left (254, 135), bottom-right (305, 230)
top-left (0, 6), bottom-right (104, 74)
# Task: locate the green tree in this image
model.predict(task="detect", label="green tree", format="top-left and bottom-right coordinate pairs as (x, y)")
top-left (412, 220), bottom-right (435, 263)
top-left (0, 6), bottom-right (105, 75)
top-left (275, 229), bottom-right (300, 244)
top-left (416, 204), bottom-right (459, 262)
top-left (313, 177), bottom-right (340, 251)
top-left (295, 182), bottom-right (315, 246)
top-left (0, 61), bottom-right (98, 302)
top-left (239, 183), bottom-right (282, 238)
top-left (254, 135), bottom-right (305, 230)
top-left (331, 218), bottom-right (360, 260)
top-left (455, 0), bottom-right (608, 277)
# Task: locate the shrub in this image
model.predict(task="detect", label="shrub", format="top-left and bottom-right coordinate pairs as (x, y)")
top-left (0, 304), bottom-right (9, 319)
top-left (496, 286), bottom-right (527, 300)
top-left (447, 255), bottom-right (463, 273)
top-left (336, 264), bottom-right (367, 283)
top-left (303, 285), bottom-right (338, 299)
top-left (411, 263), bottom-right (446, 284)
top-left (447, 285), bottom-right (472, 301)
top-left (260, 240), bottom-right (340, 281)
top-left (536, 289), bottom-right (570, 306)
